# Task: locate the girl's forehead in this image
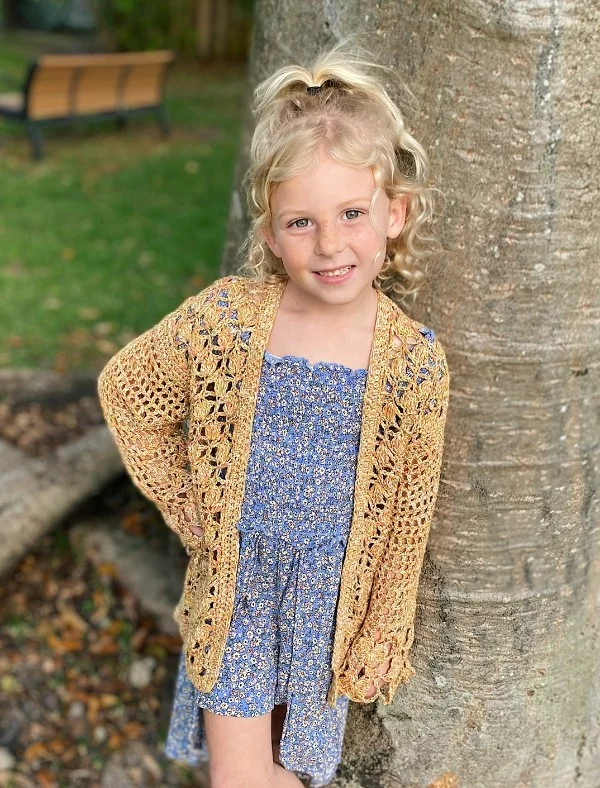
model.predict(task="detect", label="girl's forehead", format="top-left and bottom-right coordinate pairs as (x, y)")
top-left (272, 159), bottom-right (376, 200)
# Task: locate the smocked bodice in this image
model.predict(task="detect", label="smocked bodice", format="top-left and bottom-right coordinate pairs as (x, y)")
top-left (236, 349), bottom-right (368, 552)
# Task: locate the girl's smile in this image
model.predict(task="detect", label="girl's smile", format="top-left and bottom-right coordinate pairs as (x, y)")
top-left (313, 264), bottom-right (356, 283)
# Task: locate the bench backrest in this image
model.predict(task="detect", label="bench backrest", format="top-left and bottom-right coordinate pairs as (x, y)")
top-left (24, 51), bottom-right (175, 120)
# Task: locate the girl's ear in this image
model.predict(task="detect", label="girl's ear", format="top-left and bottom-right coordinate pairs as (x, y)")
top-left (261, 222), bottom-right (282, 258)
top-left (387, 196), bottom-right (408, 240)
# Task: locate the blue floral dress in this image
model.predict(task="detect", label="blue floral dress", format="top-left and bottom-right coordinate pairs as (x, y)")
top-left (164, 348), bottom-right (369, 787)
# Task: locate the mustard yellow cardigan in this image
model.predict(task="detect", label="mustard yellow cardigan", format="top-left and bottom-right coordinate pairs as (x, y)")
top-left (97, 274), bottom-right (450, 707)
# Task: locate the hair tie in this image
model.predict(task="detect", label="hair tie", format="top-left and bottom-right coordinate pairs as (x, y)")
top-left (306, 78), bottom-right (340, 96)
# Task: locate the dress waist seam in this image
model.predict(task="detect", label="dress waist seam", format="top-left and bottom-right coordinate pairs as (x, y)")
top-left (237, 527), bottom-right (348, 555)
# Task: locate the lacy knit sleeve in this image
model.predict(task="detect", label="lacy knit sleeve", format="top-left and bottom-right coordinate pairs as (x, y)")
top-left (97, 295), bottom-right (203, 554)
top-left (337, 333), bottom-right (450, 706)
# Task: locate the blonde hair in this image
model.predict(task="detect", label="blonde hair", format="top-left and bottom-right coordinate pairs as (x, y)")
top-left (237, 35), bottom-right (444, 304)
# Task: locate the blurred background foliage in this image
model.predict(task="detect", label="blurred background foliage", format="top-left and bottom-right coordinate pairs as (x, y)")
top-left (1, 0), bottom-right (256, 57)
top-left (0, 1), bottom-right (254, 370)
top-left (94, 0), bottom-right (255, 58)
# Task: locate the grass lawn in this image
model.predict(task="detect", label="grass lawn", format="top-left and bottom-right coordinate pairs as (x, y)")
top-left (0, 30), bottom-right (246, 372)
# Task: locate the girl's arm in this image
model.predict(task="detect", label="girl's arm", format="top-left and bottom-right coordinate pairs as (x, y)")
top-left (97, 295), bottom-right (203, 554)
top-left (337, 336), bottom-right (450, 706)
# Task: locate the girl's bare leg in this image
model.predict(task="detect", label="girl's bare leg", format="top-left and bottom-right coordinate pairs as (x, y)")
top-left (274, 761), bottom-right (305, 785)
top-left (203, 706), bottom-right (303, 787)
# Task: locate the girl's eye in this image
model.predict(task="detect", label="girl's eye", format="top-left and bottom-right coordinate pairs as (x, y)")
top-left (288, 210), bottom-right (364, 228)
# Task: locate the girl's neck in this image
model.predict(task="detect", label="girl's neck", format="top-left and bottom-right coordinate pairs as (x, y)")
top-left (268, 280), bottom-right (379, 371)
top-left (279, 278), bottom-right (379, 329)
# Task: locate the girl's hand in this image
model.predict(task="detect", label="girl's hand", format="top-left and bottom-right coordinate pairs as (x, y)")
top-left (182, 506), bottom-right (205, 538)
top-left (363, 629), bottom-right (392, 700)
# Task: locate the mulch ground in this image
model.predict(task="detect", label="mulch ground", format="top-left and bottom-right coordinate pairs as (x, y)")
top-left (0, 387), bottom-right (103, 457)
top-left (0, 395), bottom-right (207, 788)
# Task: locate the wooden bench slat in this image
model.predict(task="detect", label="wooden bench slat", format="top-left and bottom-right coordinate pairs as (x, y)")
top-left (1, 50), bottom-right (175, 157)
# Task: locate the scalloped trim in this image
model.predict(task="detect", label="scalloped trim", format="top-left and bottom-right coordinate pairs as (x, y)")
top-left (264, 349), bottom-right (368, 376)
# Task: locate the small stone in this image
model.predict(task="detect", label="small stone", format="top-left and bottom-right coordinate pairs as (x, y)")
top-left (0, 675), bottom-right (23, 693)
top-left (43, 693), bottom-right (60, 712)
top-left (68, 701), bottom-right (86, 719)
top-left (128, 657), bottom-right (156, 689)
top-left (42, 657), bottom-right (56, 673)
top-left (0, 747), bottom-right (16, 770)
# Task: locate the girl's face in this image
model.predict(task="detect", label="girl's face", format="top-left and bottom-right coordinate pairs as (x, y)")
top-left (262, 146), bottom-right (406, 310)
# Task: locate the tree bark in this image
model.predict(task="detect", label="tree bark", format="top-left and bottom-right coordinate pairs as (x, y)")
top-left (220, 2), bottom-right (600, 786)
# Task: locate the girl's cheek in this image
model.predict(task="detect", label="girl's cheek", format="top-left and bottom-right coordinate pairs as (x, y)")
top-left (347, 221), bottom-right (372, 238)
top-left (284, 235), bottom-right (312, 253)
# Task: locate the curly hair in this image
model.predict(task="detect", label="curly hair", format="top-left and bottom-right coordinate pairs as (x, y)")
top-left (237, 34), bottom-right (444, 304)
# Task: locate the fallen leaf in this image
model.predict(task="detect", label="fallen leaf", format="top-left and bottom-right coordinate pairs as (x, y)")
top-left (96, 338), bottom-right (118, 354)
top-left (46, 632), bottom-right (84, 653)
top-left (131, 626), bottom-right (150, 651)
top-left (147, 633), bottom-right (182, 651)
top-left (36, 770), bottom-right (58, 788)
top-left (1, 674), bottom-right (24, 693)
top-left (47, 737), bottom-right (69, 755)
top-left (78, 306), bottom-right (102, 320)
top-left (57, 605), bottom-right (89, 634)
top-left (23, 740), bottom-right (51, 762)
top-left (88, 635), bottom-right (119, 656)
top-left (104, 619), bottom-right (126, 637)
top-left (122, 511), bottom-right (144, 535)
top-left (92, 321), bottom-right (114, 337)
top-left (97, 562), bottom-right (118, 579)
top-left (108, 731), bottom-right (123, 749)
top-left (99, 693), bottom-right (120, 708)
top-left (86, 695), bottom-right (100, 723)
top-left (137, 251), bottom-right (154, 267)
top-left (123, 721), bottom-right (144, 739)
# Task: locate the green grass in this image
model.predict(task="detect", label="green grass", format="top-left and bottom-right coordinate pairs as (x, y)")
top-left (0, 31), bottom-right (246, 371)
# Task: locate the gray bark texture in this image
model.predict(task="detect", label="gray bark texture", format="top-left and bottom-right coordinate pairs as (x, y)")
top-left (220, 1), bottom-right (600, 787)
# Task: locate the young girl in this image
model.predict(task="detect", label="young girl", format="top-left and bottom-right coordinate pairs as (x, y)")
top-left (98, 38), bottom-right (450, 788)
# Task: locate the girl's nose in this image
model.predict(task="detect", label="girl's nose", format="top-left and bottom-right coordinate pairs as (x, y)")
top-left (315, 224), bottom-right (345, 258)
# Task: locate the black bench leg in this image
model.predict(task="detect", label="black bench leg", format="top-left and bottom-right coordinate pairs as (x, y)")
top-left (155, 105), bottom-right (171, 137)
top-left (116, 114), bottom-right (127, 131)
top-left (27, 121), bottom-right (44, 160)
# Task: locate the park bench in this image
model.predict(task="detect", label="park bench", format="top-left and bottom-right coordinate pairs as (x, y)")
top-left (0, 50), bottom-right (175, 160)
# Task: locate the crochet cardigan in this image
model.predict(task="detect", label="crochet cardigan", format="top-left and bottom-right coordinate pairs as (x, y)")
top-left (97, 274), bottom-right (450, 707)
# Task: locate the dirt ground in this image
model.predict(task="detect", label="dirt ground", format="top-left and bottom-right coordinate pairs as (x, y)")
top-left (0, 395), bottom-right (210, 787)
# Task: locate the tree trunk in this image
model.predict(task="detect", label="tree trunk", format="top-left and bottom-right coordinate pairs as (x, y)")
top-left (1, 0), bottom-right (20, 28)
top-left (220, 2), bottom-right (600, 786)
